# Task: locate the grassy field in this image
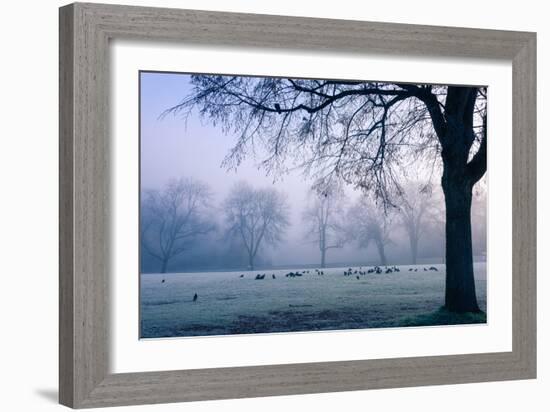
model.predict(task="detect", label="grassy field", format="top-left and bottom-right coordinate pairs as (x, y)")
top-left (140, 262), bottom-right (486, 338)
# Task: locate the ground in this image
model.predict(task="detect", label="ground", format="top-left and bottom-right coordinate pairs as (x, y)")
top-left (140, 262), bottom-right (487, 338)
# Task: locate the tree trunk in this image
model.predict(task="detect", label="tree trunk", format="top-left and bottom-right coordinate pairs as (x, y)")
top-left (375, 240), bottom-right (387, 266)
top-left (410, 237), bottom-right (418, 265)
top-left (442, 174), bottom-right (480, 313)
top-left (248, 254), bottom-right (255, 271)
top-left (320, 248), bottom-right (326, 268)
top-left (160, 258), bottom-right (168, 274)
top-left (436, 86), bottom-right (482, 313)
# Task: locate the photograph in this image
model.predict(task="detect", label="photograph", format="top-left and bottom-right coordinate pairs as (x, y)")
top-left (139, 71), bottom-right (488, 339)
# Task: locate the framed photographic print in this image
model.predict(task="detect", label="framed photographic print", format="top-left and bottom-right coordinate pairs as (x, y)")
top-left (59, 2), bottom-right (536, 408)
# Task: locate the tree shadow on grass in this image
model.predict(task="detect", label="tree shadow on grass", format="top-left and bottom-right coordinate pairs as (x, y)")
top-left (399, 307), bottom-right (487, 327)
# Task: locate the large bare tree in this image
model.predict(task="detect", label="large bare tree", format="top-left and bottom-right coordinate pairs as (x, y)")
top-left (302, 183), bottom-right (346, 268)
top-left (166, 76), bottom-right (486, 312)
top-left (141, 178), bottom-right (215, 273)
top-left (347, 195), bottom-right (393, 266)
top-left (224, 182), bottom-right (289, 271)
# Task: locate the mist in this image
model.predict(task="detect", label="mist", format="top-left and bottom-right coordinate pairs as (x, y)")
top-left (140, 72), bottom-right (486, 274)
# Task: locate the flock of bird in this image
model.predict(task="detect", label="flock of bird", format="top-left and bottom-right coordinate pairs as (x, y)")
top-left (159, 265), bottom-right (440, 303)
top-left (242, 265), bottom-right (439, 281)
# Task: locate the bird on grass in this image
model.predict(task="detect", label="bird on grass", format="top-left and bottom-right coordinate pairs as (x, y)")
top-left (193, 293), bottom-right (198, 302)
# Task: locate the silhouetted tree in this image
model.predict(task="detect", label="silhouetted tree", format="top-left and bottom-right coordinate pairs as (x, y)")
top-left (141, 178), bottom-right (215, 273)
top-left (166, 76), bottom-right (486, 312)
top-left (224, 182), bottom-right (289, 271)
top-left (302, 182), bottom-right (346, 268)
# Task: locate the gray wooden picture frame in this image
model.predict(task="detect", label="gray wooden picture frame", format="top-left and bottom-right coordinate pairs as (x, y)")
top-left (59, 2), bottom-right (536, 408)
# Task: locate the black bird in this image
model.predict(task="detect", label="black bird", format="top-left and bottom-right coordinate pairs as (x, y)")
top-left (239, 274), bottom-right (244, 278)
top-left (193, 293), bottom-right (198, 302)
top-left (272, 274), bottom-right (276, 279)
top-left (161, 279), bottom-right (165, 283)
top-left (356, 276), bottom-right (360, 280)
top-left (274, 103), bottom-right (281, 113)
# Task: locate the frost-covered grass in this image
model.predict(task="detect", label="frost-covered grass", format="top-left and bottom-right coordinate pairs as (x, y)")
top-left (140, 263), bottom-right (486, 338)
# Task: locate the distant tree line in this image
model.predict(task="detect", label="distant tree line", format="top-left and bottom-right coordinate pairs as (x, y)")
top-left (141, 178), bottom-right (289, 273)
top-left (141, 177), bottom-right (486, 274)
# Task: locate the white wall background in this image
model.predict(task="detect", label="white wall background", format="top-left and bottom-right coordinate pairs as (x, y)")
top-left (0, 1), bottom-right (546, 411)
